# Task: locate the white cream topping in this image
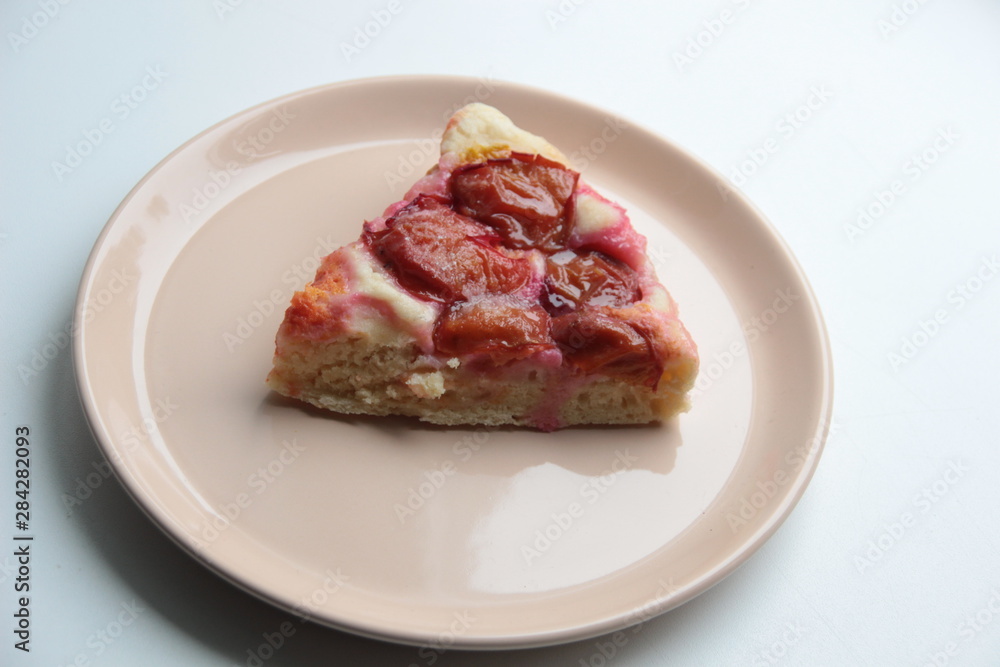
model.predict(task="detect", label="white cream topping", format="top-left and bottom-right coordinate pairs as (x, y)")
top-left (342, 244), bottom-right (439, 344)
top-left (574, 191), bottom-right (623, 236)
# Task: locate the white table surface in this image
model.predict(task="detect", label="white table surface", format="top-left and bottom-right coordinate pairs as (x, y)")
top-left (3, 1), bottom-right (999, 665)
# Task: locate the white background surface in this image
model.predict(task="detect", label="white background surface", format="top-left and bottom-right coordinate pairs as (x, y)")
top-left (2, 1), bottom-right (999, 665)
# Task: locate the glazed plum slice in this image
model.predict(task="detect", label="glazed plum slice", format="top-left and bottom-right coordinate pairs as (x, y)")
top-left (543, 249), bottom-right (639, 316)
top-left (434, 297), bottom-right (554, 364)
top-left (367, 195), bottom-right (533, 302)
top-left (551, 310), bottom-right (661, 387)
top-left (451, 153), bottom-right (579, 251)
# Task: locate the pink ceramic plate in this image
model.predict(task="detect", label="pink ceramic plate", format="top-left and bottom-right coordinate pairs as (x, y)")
top-left (74, 76), bottom-right (832, 649)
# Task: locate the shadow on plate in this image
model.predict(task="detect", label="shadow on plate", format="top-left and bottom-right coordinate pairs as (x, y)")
top-left (262, 392), bottom-right (683, 478)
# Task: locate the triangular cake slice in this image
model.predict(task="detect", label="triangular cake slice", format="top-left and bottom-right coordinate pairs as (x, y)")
top-left (266, 103), bottom-right (698, 430)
